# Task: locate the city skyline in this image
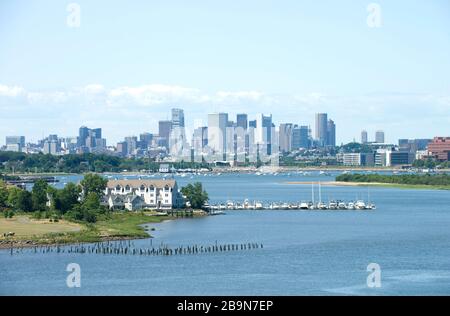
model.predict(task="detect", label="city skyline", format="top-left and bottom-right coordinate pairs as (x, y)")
top-left (1, 1), bottom-right (449, 144)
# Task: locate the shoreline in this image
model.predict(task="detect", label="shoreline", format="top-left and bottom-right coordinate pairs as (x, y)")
top-left (0, 210), bottom-right (207, 250)
top-left (5, 167), bottom-right (450, 177)
top-left (285, 181), bottom-right (450, 190)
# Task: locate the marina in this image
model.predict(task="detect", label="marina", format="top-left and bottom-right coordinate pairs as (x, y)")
top-left (205, 182), bottom-right (376, 211)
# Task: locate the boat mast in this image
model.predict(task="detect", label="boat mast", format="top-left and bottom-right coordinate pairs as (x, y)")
top-left (319, 181), bottom-right (322, 204)
top-left (311, 182), bottom-right (315, 205)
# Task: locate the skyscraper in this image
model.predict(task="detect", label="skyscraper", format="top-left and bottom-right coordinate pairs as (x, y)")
top-left (78, 126), bottom-right (89, 147)
top-left (361, 130), bottom-right (368, 144)
top-left (171, 108), bottom-right (185, 128)
top-left (375, 130), bottom-right (385, 143)
top-left (315, 113), bottom-right (328, 146)
top-left (78, 126), bottom-right (104, 151)
top-left (208, 113), bottom-right (228, 156)
top-left (256, 114), bottom-right (273, 154)
top-left (236, 114), bottom-right (248, 130)
top-left (327, 119), bottom-right (336, 147)
top-left (292, 125), bottom-right (309, 150)
top-left (158, 120), bottom-right (172, 139)
top-left (279, 123), bottom-right (293, 153)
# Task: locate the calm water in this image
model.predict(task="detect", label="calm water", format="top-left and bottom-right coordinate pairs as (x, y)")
top-left (1, 172), bottom-right (450, 295)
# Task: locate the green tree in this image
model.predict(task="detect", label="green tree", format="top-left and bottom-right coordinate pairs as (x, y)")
top-left (80, 174), bottom-right (108, 199)
top-left (0, 180), bottom-right (8, 209)
top-left (17, 190), bottom-right (33, 212)
top-left (83, 192), bottom-right (101, 210)
top-left (56, 182), bottom-right (81, 213)
top-left (32, 179), bottom-right (49, 211)
top-left (181, 182), bottom-right (208, 209)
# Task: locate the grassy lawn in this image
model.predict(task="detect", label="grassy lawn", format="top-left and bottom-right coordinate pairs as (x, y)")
top-left (95, 212), bottom-right (170, 238)
top-left (0, 212), bottom-right (171, 247)
top-left (0, 216), bottom-right (82, 237)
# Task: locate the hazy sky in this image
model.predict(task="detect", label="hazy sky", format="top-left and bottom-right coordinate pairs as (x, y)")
top-left (1, 0), bottom-right (449, 145)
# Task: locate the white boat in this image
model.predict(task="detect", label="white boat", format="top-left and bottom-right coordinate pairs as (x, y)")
top-left (271, 203), bottom-right (280, 210)
top-left (255, 202), bottom-right (263, 210)
top-left (347, 202), bottom-right (355, 210)
top-left (355, 200), bottom-right (366, 210)
top-left (299, 202), bottom-right (309, 210)
top-left (317, 202), bottom-right (328, 210)
top-left (366, 203), bottom-right (376, 210)
top-left (210, 210), bottom-right (225, 215)
top-left (328, 201), bottom-right (338, 209)
top-left (338, 202), bottom-right (347, 209)
top-left (226, 201), bottom-right (235, 209)
top-left (281, 203), bottom-right (290, 209)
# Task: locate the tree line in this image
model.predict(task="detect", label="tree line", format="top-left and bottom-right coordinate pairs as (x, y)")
top-left (0, 174), bottom-right (109, 223)
top-left (0, 151), bottom-right (211, 173)
top-left (336, 173), bottom-right (450, 186)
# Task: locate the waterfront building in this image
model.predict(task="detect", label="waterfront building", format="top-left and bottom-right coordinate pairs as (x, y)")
top-left (249, 120), bottom-right (257, 128)
top-left (361, 130), bottom-right (368, 144)
top-left (375, 130), bottom-right (385, 143)
top-left (343, 153), bottom-right (375, 166)
top-left (427, 137), bottom-right (450, 161)
top-left (208, 113), bottom-right (228, 157)
top-left (375, 149), bottom-right (414, 166)
top-left (315, 113), bottom-right (328, 146)
top-left (104, 179), bottom-right (185, 211)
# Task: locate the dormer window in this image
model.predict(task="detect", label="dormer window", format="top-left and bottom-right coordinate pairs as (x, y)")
top-left (125, 185), bottom-right (130, 191)
top-left (140, 185), bottom-right (146, 191)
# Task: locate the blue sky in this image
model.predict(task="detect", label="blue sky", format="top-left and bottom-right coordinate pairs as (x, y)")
top-left (0, 0), bottom-right (449, 145)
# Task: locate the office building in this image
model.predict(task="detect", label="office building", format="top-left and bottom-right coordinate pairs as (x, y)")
top-left (208, 113), bottom-right (228, 156)
top-left (343, 153), bottom-right (375, 166)
top-left (5, 136), bottom-right (25, 152)
top-left (327, 119), bottom-right (336, 147)
top-left (171, 108), bottom-right (185, 128)
top-left (315, 113), bottom-right (328, 146)
top-left (427, 137), bottom-right (450, 161)
top-left (236, 114), bottom-right (248, 130)
top-left (398, 139), bottom-right (432, 152)
top-left (361, 130), bottom-right (368, 144)
top-left (375, 130), bottom-right (385, 143)
top-left (279, 123), bottom-right (293, 153)
top-left (255, 114), bottom-right (273, 155)
top-left (116, 141), bottom-right (128, 157)
top-left (158, 120), bottom-right (172, 148)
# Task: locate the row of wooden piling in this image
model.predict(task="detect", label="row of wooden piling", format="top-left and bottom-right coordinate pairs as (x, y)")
top-left (8, 240), bottom-right (263, 257)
